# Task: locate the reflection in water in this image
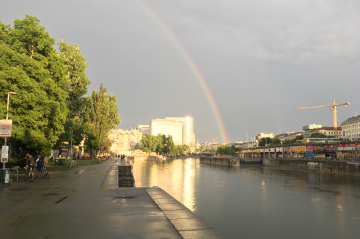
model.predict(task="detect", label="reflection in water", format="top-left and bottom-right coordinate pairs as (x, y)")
top-left (131, 158), bottom-right (360, 239)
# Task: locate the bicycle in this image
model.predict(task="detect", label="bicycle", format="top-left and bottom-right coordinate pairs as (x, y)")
top-left (39, 165), bottom-right (50, 179)
top-left (25, 164), bottom-right (35, 182)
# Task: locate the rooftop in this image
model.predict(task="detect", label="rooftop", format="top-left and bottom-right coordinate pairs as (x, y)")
top-left (341, 114), bottom-right (360, 125)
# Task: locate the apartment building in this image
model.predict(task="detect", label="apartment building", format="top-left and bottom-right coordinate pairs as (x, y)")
top-left (150, 119), bottom-right (183, 145)
top-left (341, 114), bottom-right (360, 139)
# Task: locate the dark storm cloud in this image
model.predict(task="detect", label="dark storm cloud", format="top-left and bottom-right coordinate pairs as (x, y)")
top-left (1, 0), bottom-right (359, 143)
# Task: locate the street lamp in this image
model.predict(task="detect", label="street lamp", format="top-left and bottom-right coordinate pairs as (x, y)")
top-left (6, 92), bottom-right (17, 120)
top-left (3, 92), bottom-right (16, 168)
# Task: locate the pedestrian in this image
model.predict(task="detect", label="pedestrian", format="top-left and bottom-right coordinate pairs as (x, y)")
top-left (36, 152), bottom-right (45, 178)
top-left (25, 153), bottom-right (35, 181)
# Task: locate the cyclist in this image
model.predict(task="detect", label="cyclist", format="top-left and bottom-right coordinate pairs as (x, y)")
top-left (36, 151), bottom-right (45, 178)
top-left (25, 153), bottom-right (35, 181)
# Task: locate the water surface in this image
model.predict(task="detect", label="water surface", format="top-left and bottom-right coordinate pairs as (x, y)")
top-left (132, 158), bottom-right (360, 239)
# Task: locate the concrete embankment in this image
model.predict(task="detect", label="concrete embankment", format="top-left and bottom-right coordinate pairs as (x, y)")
top-left (262, 158), bottom-right (360, 176)
top-left (200, 156), bottom-right (262, 166)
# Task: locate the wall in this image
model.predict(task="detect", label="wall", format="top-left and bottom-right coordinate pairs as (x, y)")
top-left (262, 158), bottom-right (360, 176)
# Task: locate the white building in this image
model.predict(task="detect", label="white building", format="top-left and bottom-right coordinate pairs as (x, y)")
top-left (109, 129), bottom-right (143, 156)
top-left (341, 114), bottom-right (360, 139)
top-left (138, 125), bottom-right (150, 134)
top-left (310, 127), bottom-right (342, 138)
top-left (166, 116), bottom-right (195, 150)
top-left (150, 119), bottom-right (183, 145)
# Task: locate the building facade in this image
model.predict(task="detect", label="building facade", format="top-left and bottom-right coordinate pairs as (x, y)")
top-left (310, 127), bottom-right (342, 138)
top-left (109, 129), bottom-right (143, 155)
top-left (137, 125), bottom-right (150, 134)
top-left (256, 133), bottom-right (274, 140)
top-left (150, 119), bottom-right (183, 145)
top-left (165, 116), bottom-right (195, 150)
top-left (302, 124), bottom-right (322, 138)
top-left (341, 114), bottom-right (360, 139)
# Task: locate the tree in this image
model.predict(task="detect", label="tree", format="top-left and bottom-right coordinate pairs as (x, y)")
top-left (57, 39), bottom-right (90, 117)
top-left (83, 84), bottom-right (121, 158)
top-left (155, 134), bottom-right (164, 153)
top-left (216, 145), bottom-right (235, 156)
top-left (0, 16), bottom-right (68, 156)
top-left (293, 135), bottom-right (304, 141)
top-left (258, 137), bottom-right (272, 147)
top-left (271, 138), bottom-right (281, 145)
top-left (135, 143), bottom-right (142, 150)
top-left (140, 133), bottom-right (159, 154)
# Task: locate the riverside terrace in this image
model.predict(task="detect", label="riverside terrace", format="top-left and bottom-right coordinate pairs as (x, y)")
top-left (236, 142), bottom-right (360, 160)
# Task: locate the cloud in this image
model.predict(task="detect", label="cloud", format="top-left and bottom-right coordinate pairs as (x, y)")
top-left (150, 0), bottom-right (360, 65)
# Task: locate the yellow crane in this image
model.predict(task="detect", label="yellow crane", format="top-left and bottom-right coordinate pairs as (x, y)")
top-left (297, 100), bottom-right (349, 137)
top-left (208, 137), bottom-right (217, 144)
top-left (195, 139), bottom-right (200, 144)
top-left (228, 139), bottom-right (233, 143)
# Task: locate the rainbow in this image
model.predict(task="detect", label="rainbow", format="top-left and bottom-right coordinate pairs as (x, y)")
top-left (135, 0), bottom-right (229, 143)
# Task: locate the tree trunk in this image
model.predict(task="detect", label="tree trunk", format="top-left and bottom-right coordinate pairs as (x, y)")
top-left (90, 149), bottom-right (96, 160)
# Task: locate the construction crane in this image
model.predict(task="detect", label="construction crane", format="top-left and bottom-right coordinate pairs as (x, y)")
top-left (228, 139), bottom-right (233, 143)
top-left (195, 139), bottom-right (200, 144)
top-left (297, 100), bottom-right (349, 137)
top-left (208, 137), bottom-right (217, 144)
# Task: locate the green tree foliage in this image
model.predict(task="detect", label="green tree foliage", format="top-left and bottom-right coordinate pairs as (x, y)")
top-left (216, 145), bottom-right (235, 156)
top-left (56, 39), bottom-right (90, 153)
top-left (83, 84), bottom-right (121, 158)
top-left (258, 137), bottom-right (272, 147)
top-left (271, 138), bottom-right (281, 145)
top-left (135, 143), bottom-right (142, 150)
top-left (58, 39), bottom-right (90, 117)
top-left (0, 16), bottom-right (68, 156)
top-left (140, 133), bottom-right (159, 154)
top-left (230, 144), bottom-right (240, 152)
top-left (310, 133), bottom-right (328, 138)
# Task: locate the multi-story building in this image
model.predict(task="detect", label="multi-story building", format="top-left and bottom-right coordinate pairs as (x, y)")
top-left (150, 119), bottom-right (183, 145)
top-left (166, 116), bottom-right (195, 150)
top-left (275, 131), bottom-right (303, 141)
top-left (137, 125), bottom-right (150, 134)
top-left (109, 129), bottom-right (143, 155)
top-left (302, 124), bottom-right (322, 138)
top-left (256, 133), bottom-right (274, 140)
top-left (341, 114), bottom-right (360, 139)
top-left (310, 127), bottom-right (342, 138)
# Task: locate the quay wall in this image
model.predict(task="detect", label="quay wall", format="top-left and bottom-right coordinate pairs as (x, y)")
top-left (200, 157), bottom-right (240, 166)
top-left (262, 158), bottom-right (360, 176)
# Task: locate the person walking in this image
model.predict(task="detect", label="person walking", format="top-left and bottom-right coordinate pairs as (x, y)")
top-left (25, 153), bottom-right (35, 181)
top-left (36, 152), bottom-right (45, 178)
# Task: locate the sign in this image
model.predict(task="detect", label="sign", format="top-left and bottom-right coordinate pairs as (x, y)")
top-left (283, 147), bottom-right (291, 153)
top-left (291, 146), bottom-right (306, 153)
top-left (276, 147), bottom-right (283, 152)
top-left (1, 146), bottom-right (9, 163)
top-left (0, 120), bottom-right (12, 137)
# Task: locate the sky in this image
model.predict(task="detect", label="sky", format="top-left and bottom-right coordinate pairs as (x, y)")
top-left (1, 0), bottom-right (360, 143)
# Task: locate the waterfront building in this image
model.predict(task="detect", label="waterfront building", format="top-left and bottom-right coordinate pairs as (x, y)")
top-left (310, 127), bottom-right (342, 138)
top-left (275, 131), bottom-right (303, 141)
top-left (109, 129), bottom-right (143, 155)
top-left (165, 116), bottom-right (195, 150)
top-left (302, 124), bottom-right (322, 138)
top-left (256, 133), bottom-right (274, 140)
top-left (340, 114), bottom-right (360, 139)
top-left (150, 119), bottom-right (183, 145)
top-left (138, 125), bottom-right (150, 134)
top-left (201, 142), bottom-right (212, 151)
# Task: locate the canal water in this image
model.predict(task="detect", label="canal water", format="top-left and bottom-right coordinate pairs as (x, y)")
top-left (131, 158), bottom-right (360, 239)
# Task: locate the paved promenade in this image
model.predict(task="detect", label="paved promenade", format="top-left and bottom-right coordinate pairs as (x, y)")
top-left (0, 158), bottom-right (223, 239)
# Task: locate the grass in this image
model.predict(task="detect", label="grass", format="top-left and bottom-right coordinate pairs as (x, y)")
top-left (4, 159), bottom-right (104, 184)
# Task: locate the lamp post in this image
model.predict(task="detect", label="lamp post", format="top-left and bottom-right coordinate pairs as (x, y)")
top-left (3, 92), bottom-right (17, 168)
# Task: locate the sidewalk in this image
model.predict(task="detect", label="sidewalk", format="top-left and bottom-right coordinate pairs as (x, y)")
top-left (0, 158), bottom-right (223, 239)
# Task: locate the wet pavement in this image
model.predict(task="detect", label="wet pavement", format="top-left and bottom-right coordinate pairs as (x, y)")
top-left (0, 159), bottom-right (222, 239)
